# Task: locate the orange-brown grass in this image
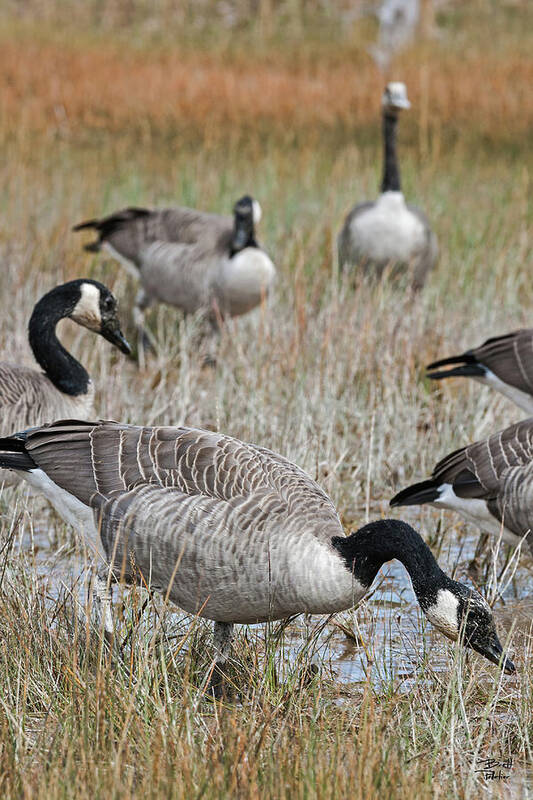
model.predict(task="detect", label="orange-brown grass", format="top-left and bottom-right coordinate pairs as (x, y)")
top-left (0, 2), bottom-right (532, 798)
top-left (1, 28), bottom-right (531, 145)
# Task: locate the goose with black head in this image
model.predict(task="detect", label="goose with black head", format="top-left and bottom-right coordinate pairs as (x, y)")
top-left (0, 420), bottom-right (514, 696)
top-left (73, 195), bottom-right (276, 358)
top-left (338, 82), bottom-right (437, 289)
top-left (0, 279), bottom-right (130, 486)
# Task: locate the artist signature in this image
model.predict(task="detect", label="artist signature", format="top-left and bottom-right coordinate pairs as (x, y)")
top-left (475, 758), bottom-right (513, 781)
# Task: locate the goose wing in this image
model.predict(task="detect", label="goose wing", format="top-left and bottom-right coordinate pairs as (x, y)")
top-left (22, 420), bottom-right (343, 544)
top-left (467, 330), bottom-right (533, 394)
top-left (431, 419), bottom-right (533, 540)
top-left (0, 364), bottom-right (87, 435)
top-left (74, 206), bottom-right (232, 265)
top-left (427, 329), bottom-right (533, 394)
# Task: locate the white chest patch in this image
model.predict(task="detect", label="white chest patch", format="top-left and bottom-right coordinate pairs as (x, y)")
top-left (350, 192), bottom-right (425, 263)
top-left (70, 283), bottom-right (102, 332)
top-left (220, 249), bottom-right (276, 316)
top-left (476, 368), bottom-right (533, 415)
top-left (424, 588), bottom-right (459, 641)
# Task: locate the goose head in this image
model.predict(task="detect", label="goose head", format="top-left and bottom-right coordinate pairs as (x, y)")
top-left (382, 82), bottom-right (411, 113)
top-left (68, 280), bottom-right (131, 355)
top-left (423, 582), bottom-right (515, 674)
top-left (334, 520), bottom-right (514, 675)
top-left (231, 195), bottom-right (260, 254)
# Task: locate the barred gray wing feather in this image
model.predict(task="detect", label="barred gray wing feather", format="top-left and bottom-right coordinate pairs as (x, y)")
top-left (498, 461), bottom-right (533, 550)
top-left (22, 421), bottom-right (343, 545)
top-left (137, 240), bottom-right (215, 312)
top-left (473, 330), bottom-right (533, 394)
top-left (94, 479), bottom-right (342, 623)
top-left (96, 207), bottom-right (232, 266)
top-left (0, 367), bottom-right (94, 485)
top-left (433, 418), bottom-right (533, 495)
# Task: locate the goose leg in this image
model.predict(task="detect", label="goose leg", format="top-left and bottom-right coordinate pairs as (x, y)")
top-left (200, 311), bottom-right (221, 368)
top-left (133, 289), bottom-right (156, 365)
top-left (210, 621), bottom-right (234, 699)
top-left (93, 574), bottom-right (115, 644)
top-left (467, 531), bottom-right (490, 580)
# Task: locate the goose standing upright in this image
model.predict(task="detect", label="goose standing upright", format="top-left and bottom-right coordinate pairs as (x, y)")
top-left (338, 82), bottom-right (437, 289)
top-left (73, 196), bottom-right (276, 357)
top-left (0, 420), bottom-right (514, 694)
top-left (0, 280), bottom-right (130, 486)
top-left (426, 329), bottom-right (533, 415)
top-left (390, 417), bottom-right (533, 555)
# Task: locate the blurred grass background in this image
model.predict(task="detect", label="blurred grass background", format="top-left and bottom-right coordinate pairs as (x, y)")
top-left (0, 0), bottom-right (531, 797)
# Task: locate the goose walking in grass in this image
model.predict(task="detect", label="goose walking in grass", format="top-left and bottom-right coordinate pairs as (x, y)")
top-left (337, 82), bottom-right (437, 289)
top-left (0, 420), bottom-right (514, 695)
top-left (390, 417), bottom-right (533, 556)
top-left (73, 195), bottom-right (276, 360)
top-left (427, 330), bottom-right (533, 416)
top-left (0, 280), bottom-right (130, 487)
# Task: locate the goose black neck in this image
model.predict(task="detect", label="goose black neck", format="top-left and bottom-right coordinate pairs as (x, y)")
top-left (381, 112), bottom-right (401, 193)
top-left (28, 290), bottom-right (90, 397)
top-left (230, 216), bottom-right (258, 257)
top-left (332, 519), bottom-right (447, 603)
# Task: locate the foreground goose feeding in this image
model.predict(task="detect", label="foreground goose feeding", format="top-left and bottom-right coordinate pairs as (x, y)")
top-left (427, 329), bottom-right (533, 415)
top-left (390, 417), bottom-right (533, 556)
top-left (337, 82), bottom-right (437, 289)
top-left (0, 420), bottom-right (514, 692)
top-left (0, 280), bottom-right (130, 486)
top-left (73, 195), bottom-right (276, 357)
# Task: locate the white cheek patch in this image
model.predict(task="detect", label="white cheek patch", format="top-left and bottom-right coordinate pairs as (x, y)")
top-left (70, 283), bottom-right (102, 331)
top-left (252, 200), bottom-right (262, 225)
top-left (424, 588), bottom-right (459, 641)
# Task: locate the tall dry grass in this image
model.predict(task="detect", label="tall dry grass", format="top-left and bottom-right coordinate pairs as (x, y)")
top-left (0, 1), bottom-right (532, 797)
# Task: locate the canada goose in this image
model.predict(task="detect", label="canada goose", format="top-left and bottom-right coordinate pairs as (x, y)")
top-left (0, 420), bottom-right (514, 694)
top-left (73, 196), bottom-right (276, 355)
top-left (390, 417), bottom-right (533, 556)
top-left (0, 280), bottom-right (130, 486)
top-left (427, 330), bottom-right (533, 415)
top-left (337, 82), bottom-right (437, 289)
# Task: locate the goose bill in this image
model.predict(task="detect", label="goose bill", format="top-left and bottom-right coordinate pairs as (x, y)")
top-left (473, 636), bottom-right (515, 674)
top-left (101, 322), bottom-right (131, 355)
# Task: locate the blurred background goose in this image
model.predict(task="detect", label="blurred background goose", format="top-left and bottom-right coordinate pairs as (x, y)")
top-left (337, 82), bottom-right (437, 290)
top-left (427, 330), bottom-right (533, 416)
top-left (73, 195), bottom-right (276, 359)
top-left (390, 417), bottom-right (533, 556)
top-left (0, 419), bottom-right (514, 694)
top-left (0, 280), bottom-right (130, 486)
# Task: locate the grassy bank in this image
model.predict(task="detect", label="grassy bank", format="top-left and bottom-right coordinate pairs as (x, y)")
top-left (0, 1), bottom-right (532, 797)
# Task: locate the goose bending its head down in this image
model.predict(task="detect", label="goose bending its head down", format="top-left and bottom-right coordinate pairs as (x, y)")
top-left (0, 420), bottom-right (514, 693)
top-left (337, 82), bottom-right (437, 290)
top-left (390, 417), bottom-right (533, 556)
top-left (427, 329), bottom-right (533, 416)
top-left (0, 280), bottom-right (130, 485)
top-left (73, 195), bottom-right (276, 357)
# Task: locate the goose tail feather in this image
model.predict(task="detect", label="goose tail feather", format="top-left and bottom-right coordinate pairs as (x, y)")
top-left (0, 435), bottom-right (36, 472)
top-left (390, 479), bottom-right (440, 507)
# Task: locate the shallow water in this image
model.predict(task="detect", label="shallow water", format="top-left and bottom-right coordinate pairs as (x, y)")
top-left (5, 490), bottom-right (533, 690)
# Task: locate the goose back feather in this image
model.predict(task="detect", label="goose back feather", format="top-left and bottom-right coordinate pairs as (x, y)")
top-left (73, 197), bottom-right (276, 336)
top-left (427, 329), bottom-right (533, 415)
top-left (0, 420), bottom-right (514, 674)
top-left (337, 83), bottom-right (437, 289)
top-left (391, 417), bottom-right (533, 553)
